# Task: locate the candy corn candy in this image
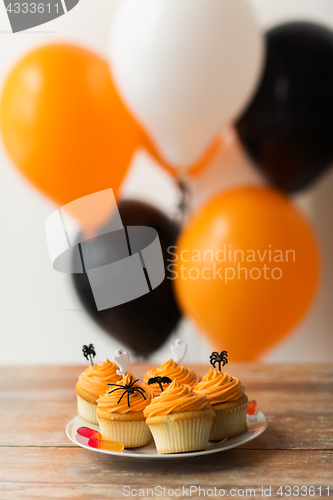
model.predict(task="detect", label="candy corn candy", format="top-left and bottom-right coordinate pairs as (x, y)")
top-left (88, 436), bottom-right (124, 452)
top-left (77, 426), bottom-right (101, 439)
top-left (247, 400), bottom-right (258, 415)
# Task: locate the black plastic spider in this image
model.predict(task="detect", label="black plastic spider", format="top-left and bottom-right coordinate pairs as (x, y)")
top-left (210, 351), bottom-right (228, 371)
top-left (82, 344), bottom-right (96, 365)
top-left (107, 376), bottom-right (146, 408)
top-left (148, 376), bottom-right (172, 392)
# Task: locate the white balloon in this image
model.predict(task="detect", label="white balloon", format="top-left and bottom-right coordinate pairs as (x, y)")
top-left (109, 0), bottom-right (264, 169)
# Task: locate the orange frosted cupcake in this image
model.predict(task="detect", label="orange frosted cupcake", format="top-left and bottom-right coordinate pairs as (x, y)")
top-left (76, 358), bottom-right (126, 425)
top-left (143, 359), bottom-right (201, 397)
top-left (96, 374), bottom-right (153, 448)
top-left (194, 368), bottom-right (248, 440)
top-left (144, 380), bottom-right (215, 453)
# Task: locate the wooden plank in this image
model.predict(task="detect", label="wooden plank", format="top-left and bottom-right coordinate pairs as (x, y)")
top-left (2, 386), bottom-right (332, 418)
top-left (1, 363), bottom-right (332, 389)
top-left (1, 364), bottom-right (332, 449)
top-left (0, 483), bottom-right (332, 500)
top-left (1, 413), bottom-right (332, 450)
top-left (0, 448), bottom-right (332, 485)
top-left (2, 386), bottom-right (332, 420)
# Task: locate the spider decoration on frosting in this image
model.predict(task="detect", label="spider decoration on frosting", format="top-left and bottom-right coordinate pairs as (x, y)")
top-left (148, 376), bottom-right (172, 392)
top-left (107, 376), bottom-right (146, 408)
top-left (210, 351), bottom-right (228, 372)
top-left (82, 344), bottom-right (96, 365)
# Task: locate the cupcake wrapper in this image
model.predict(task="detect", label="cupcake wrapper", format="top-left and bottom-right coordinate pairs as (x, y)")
top-left (148, 418), bottom-right (213, 454)
top-left (97, 418), bottom-right (151, 448)
top-left (77, 394), bottom-right (98, 425)
top-left (210, 402), bottom-right (248, 441)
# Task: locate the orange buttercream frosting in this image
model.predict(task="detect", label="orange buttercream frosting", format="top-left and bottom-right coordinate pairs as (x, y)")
top-left (143, 380), bottom-right (211, 418)
top-left (143, 359), bottom-right (201, 395)
top-left (97, 374), bottom-right (153, 414)
top-left (76, 359), bottom-right (123, 398)
top-left (193, 368), bottom-right (246, 406)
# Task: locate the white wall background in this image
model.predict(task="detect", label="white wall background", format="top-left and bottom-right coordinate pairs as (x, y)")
top-left (1, 0), bottom-right (333, 365)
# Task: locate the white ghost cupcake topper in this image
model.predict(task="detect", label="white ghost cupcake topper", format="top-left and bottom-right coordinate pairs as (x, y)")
top-left (170, 339), bottom-right (187, 364)
top-left (113, 349), bottom-right (130, 377)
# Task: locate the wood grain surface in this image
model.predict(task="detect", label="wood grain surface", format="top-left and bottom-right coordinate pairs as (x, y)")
top-left (0, 363), bottom-right (332, 500)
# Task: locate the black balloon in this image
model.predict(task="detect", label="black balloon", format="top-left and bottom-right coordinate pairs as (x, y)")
top-left (236, 22), bottom-right (333, 192)
top-left (72, 200), bottom-right (181, 357)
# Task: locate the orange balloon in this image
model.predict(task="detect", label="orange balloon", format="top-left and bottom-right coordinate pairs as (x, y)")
top-left (173, 187), bottom-right (320, 360)
top-left (0, 43), bottom-right (144, 233)
top-left (144, 132), bottom-right (224, 177)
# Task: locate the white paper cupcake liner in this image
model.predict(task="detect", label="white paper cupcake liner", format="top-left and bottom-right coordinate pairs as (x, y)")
top-left (210, 402), bottom-right (248, 441)
top-left (148, 417), bottom-right (214, 454)
top-left (97, 418), bottom-right (151, 448)
top-left (77, 394), bottom-right (98, 425)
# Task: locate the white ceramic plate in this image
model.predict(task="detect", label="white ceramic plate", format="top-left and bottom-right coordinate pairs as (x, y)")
top-left (66, 411), bottom-right (267, 460)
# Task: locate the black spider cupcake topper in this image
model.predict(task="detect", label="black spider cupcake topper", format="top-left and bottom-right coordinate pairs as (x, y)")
top-left (82, 344), bottom-right (96, 365)
top-left (107, 376), bottom-right (146, 408)
top-left (210, 351), bottom-right (228, 372)
top-left (148, 376), bottom-right (172, 392)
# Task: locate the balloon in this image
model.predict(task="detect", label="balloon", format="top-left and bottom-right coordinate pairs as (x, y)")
top-left (0, 43), bottom-right (144, 233)
top-left (174, 187), bottom-right (320, 360)
top-left (109, 0), bottom-right (264, 168)
top-left (72, 200), bottom-right (181, 356)
top-left (236, 22), bottom-right (333, 192)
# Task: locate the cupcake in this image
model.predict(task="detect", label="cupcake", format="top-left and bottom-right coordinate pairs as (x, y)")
top-left (96, 374), bottom-right (153, 448)
top-left (143, 380), bottom-right (215, 454)
top-left (194, 368), bottom-right (248, 440)
top-left (76, 358), bottom-right (126, 425)
top-left (143, 359), bottom-right (201, 396)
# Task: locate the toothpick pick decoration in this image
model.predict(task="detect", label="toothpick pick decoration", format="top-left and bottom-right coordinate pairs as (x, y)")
top-left (210, 351), bottom-right (228, 372)
top-left (170, 339), bottom-right (187, 364)
top-left (82, 344), bottom-right (96, 365)
top-left (113, 349), bottom-right (130, 377)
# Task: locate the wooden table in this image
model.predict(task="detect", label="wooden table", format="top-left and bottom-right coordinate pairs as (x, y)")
top-left (1, 364), bottom-right (332, 499)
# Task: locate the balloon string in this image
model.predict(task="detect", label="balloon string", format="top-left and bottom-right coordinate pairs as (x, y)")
top-left (176, 171), bottom-right (190, 226)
